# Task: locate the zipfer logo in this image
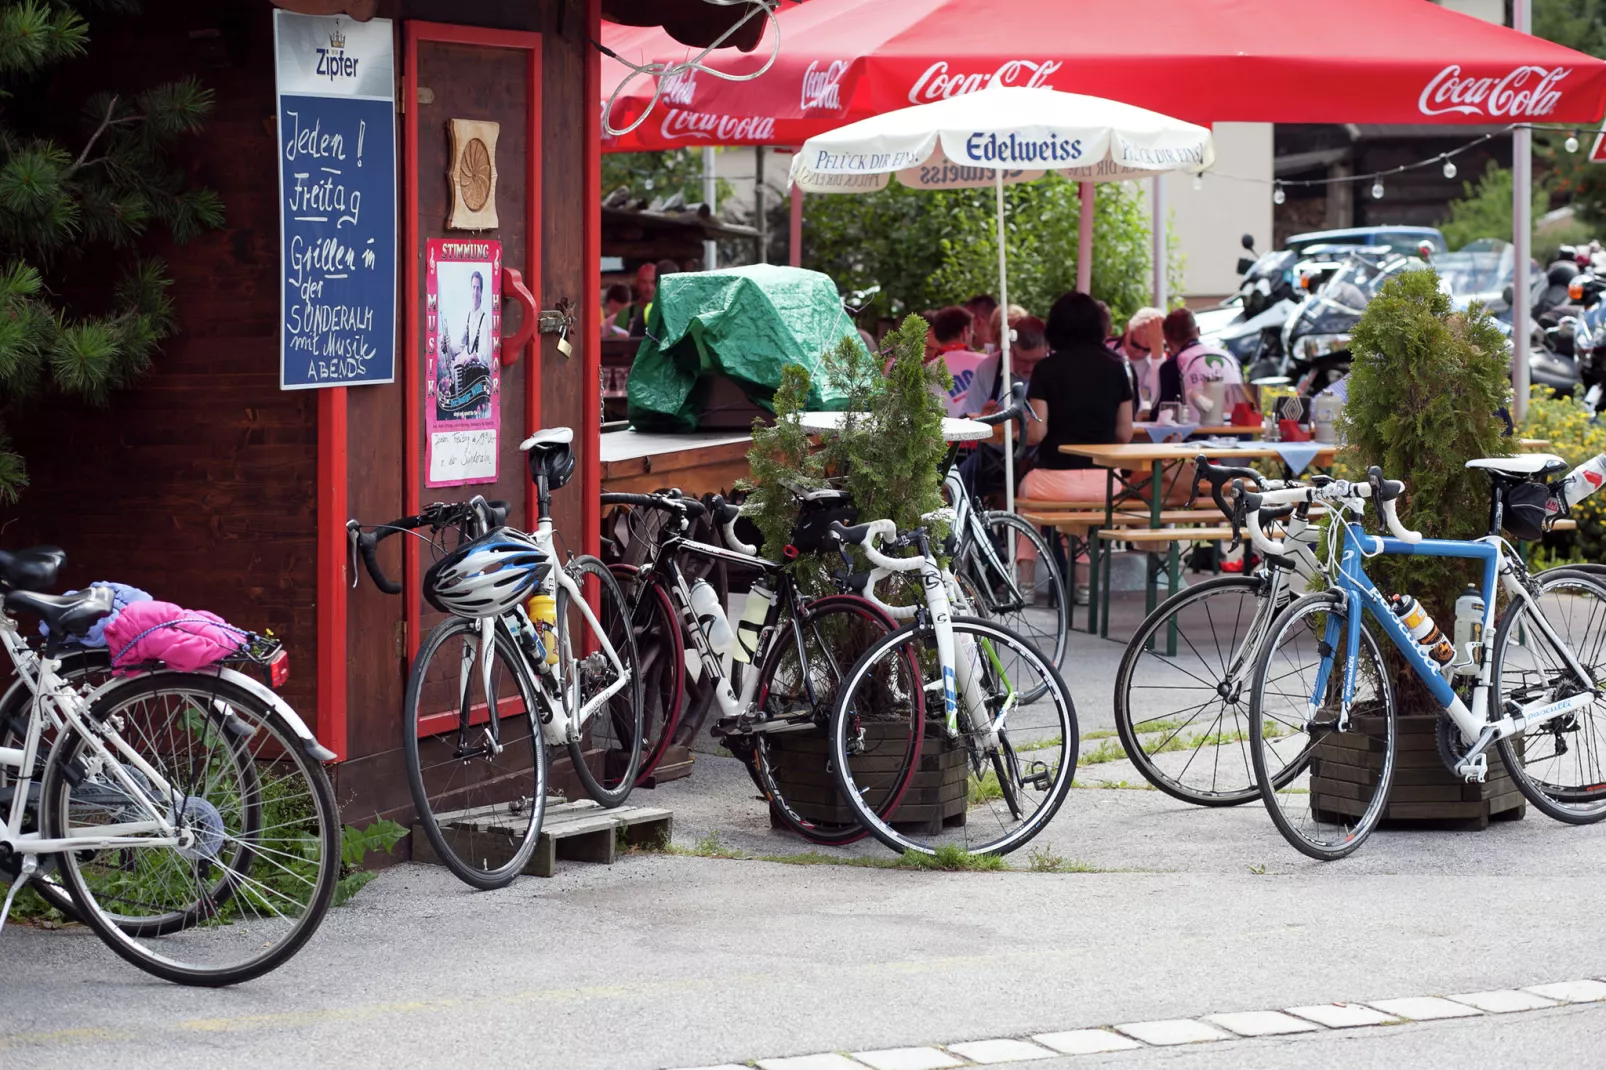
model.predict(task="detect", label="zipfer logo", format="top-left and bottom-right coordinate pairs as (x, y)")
top-left (1418, 64), bottom-right (1570, 118)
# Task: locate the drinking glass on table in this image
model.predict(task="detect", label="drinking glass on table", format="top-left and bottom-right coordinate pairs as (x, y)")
top-left (1157, 402), bottom-right (1181, 426)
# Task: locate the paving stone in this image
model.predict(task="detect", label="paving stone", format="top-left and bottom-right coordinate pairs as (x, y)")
top-left (1447, 990), bottom-right (1559, 1014)
top-left (1032, 1030), bottom-right (1143, 1055)
top-left (945, 1038), bottom-right (1057, 1063)
top-left (757, 1055), bottom-right (865, 1070)
top-left (1112, 1019), bottom-right (1231, 1046)
top-left (1526, 979), bottom-right (1606, 1003)
top-left (1203, 1010), bottom-right (1323, 1037)
top-left (851, 1047), bottom-right (965, 1070)
top-left (1285, 1003), bottom-right (1401, 1029)
top-left (1367, 997), bottom-right (1483, 1021)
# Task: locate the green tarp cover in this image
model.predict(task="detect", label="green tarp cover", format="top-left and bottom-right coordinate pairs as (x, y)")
top-left (626, 264), bottom-right (866, 432)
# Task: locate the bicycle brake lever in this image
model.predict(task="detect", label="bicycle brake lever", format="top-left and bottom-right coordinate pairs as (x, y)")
top-left (347, 524), bottom-right (361, 589)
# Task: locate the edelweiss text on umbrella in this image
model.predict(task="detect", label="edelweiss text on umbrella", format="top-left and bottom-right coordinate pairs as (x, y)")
top-left (1418, 64), bottom-right (1569, 117)
top-left (907, 59), bottom-right (1062, 103)
top-left (964, 131), bottom-right (1082, 164)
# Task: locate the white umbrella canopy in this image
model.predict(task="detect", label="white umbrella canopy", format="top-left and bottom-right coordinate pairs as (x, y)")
top-left (789, 86), bottom-right (1214, 517)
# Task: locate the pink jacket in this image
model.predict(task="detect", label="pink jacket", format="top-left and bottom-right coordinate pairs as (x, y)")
top-left (105, 600), bottom-right (248, 674)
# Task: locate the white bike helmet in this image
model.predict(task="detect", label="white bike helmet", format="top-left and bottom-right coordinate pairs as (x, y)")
top-left (424, 527), bottom-right (549, 618)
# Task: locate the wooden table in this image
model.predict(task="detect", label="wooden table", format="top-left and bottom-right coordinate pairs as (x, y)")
top-left (1057, 441), bottom-right (1341, 636)
top-left (599, 430), bottom-right (754, 496)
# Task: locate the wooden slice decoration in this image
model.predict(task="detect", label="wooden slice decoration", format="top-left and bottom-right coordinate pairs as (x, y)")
top-left (447, 118), bottom-right (499, 230)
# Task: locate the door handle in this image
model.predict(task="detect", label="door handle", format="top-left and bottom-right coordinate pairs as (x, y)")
top-left (500, 266), bottom-right (537, 367)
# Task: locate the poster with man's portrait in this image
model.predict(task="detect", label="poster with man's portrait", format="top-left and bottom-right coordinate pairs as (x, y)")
top-left (425, 238), bottom-right (501, 486)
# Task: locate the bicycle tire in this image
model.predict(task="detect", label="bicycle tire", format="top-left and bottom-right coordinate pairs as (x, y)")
top-left (1114, 575), bottom-right (1284, 806)
top-left (558, 556), bottom-right (643, 807)
top-left (749, 594), bottom-right (921, 846)
top-left (1491, 567), bottom-right (1606, 824)
top-left (405, 616), bottom-right (547, 890)
top-left (0, 645), bottom-right (111, 921)
top-left (608, 563), bottom-right (683, 786)
top-left (832, 615), bottom-right (1078, 858)
top-left (956, 511), bottom-right (1069, 676)
top-left (42, 672), bottom-right (339, 986)
top-left (1249, 592), bottom-right (1396, 861)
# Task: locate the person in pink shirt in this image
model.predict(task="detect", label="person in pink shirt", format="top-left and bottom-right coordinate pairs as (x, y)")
top-left (925, 306), bottom-right (988, 417)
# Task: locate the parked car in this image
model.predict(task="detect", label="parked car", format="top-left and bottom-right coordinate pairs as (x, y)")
top-left (1284, 225), bottom-right (1449, 258)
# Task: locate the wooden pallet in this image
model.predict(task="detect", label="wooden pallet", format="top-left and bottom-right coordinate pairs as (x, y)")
top-left (1309, 712), bottom-right (1525, 830)
top-left (412, 798), bottom-right (673, 878)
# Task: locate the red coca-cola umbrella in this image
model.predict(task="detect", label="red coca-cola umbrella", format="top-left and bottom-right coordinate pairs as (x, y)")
top-left (601, 0), bottom-right (1606, 151)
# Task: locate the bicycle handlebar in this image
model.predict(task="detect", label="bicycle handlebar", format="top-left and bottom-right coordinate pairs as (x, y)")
top-left (347, 497), bottom-right (510, 594)
top-left (827, 518), bottom-right (921, 573)
top-left (1235, 466), bottom-right (1420, 556)
top-left (971, 381), bottom-right (1038, 427)
top-left (599, 489), bottom-right (708, 519)
top-left (707, 493), bottom-right (757, 555)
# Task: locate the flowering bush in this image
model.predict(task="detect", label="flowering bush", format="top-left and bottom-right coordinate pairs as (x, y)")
top-left (1517, 388), bottom-right (1606, 565)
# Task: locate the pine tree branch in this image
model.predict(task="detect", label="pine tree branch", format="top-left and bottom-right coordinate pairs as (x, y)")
top-left (65, 94), bottom-right (140, 178)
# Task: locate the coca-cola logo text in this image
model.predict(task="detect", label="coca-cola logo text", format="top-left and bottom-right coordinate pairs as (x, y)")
top-left (801, 59), bottom-right (848, 111)
top-left (908, 59), bottom-right (1062, 103)
top-left (1418, 64), bottom-right (1570, 118)
top-left (660, 108), bottom-right (776, 142)
top-left (661, 68), bottom-right (698, 107)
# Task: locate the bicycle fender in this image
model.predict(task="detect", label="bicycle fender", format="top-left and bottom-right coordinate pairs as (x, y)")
top-left (131, 667), bottom-right (338, 763)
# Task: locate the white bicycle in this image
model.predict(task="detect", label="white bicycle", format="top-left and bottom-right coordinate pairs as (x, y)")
top-left (0, 549), bottom-right (340, 986)
top-left (349, 429), bottom-right (642, 889)
top-left (825, 517), bottom-right (1079, 857)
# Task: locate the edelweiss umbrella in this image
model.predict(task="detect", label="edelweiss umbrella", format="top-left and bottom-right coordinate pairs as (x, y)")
top-left (791, 86), bottom-right (1214, 514)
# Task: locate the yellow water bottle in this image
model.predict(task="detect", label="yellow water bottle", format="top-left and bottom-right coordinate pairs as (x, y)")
top-left (527, 593), bottom-right (559, 666)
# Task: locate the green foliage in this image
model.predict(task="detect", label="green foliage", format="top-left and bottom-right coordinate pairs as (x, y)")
top-left (1533, 0), bottom-right (1606, 229)
top-left (0, 2), bottom-right (221, 503)
top-left (601, 148), bottom-right (733, 208)
top-left (1438, 162), bottom-right (1551, 251)
top-left (741, 316), bottom-right (949, 582)
top-left (1518, 388), bottom-right (1606, 563)
top-left (1338, 268), bottom-right (1511, 706)
top-left (824, 315), bottom-right (950, 538)
top-left (804, 175), bottom-right (1180, 324)
top-left (334, 819), bottom-right (409, 906)
top-left (740, 361), bottom-right (825, 560)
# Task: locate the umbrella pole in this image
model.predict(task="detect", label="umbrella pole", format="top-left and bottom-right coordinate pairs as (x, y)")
top-left (996, 168), bottom-right (1016, 560)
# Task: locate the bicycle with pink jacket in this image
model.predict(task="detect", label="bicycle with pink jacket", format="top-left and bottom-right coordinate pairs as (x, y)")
top-left (0, 549), bottom-right (340, 986)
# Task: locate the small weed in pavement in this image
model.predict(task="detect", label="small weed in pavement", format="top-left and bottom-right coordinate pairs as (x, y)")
top-left (895, 845), bottom-right (1006, 871)
top-left (1026, 847), bottom-right (1103, 873)
top-left (1078, 740), bottom-right (1127, 766)
top-left (1073, 778), bottom-right (1157, 791)
top-left (1247, 862), bottom-right (1268, 875)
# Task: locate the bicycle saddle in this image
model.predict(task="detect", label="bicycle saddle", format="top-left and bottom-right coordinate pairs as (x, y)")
top-left (1466, 454), bottom-right (1568, 480)
top-left (3, 585), bottom-right (113, 639)
top-left (0, 546), bottom-right (66, 592)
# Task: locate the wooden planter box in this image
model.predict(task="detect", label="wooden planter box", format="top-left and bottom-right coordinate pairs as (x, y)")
top-left (765, 723), bottom-right (969, 835)
top-left (1310, 712), bottom-right (1525, 830)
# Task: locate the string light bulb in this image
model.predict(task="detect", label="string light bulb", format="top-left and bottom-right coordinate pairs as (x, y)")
top-left (1272, 183), bottom-right (1286, 205)
top-left (1566, 134), bottom-right (1581, 153)
top-left (1442, 158), bottom-right (1457, 179)
top-left (1371, 179), bottom-right (1386, 200)
top-left (1192, 173), bottom-right (1203, 191)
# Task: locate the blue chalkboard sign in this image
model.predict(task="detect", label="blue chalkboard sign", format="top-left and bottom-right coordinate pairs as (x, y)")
top-left (275, 12), bottom-right (397, 389)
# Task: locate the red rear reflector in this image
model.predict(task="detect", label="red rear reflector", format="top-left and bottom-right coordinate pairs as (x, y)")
top-left (269, 649), bottom-right (290, 689)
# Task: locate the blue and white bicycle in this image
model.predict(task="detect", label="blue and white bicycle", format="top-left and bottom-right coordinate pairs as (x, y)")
top-left (1240, 457), bottom-right (1606, 860)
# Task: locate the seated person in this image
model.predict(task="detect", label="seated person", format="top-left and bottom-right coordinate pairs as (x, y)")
top-left (1149, 307), bottom-right (1250, 423)
top-left (924, 306), bottom-right (988, 417)
top-left (958, 316), bottom-right (1049, 501)
top-left (602, 283), bottom-right (631, 337)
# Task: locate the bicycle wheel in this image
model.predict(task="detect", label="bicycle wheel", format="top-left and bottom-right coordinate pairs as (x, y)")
top-left (0, 646), bottom-right (111, 920)
top-left (405, 616), bottom-right (546, 890)
top-left (1115, 575), bottom-right (1296, 805)
top-left (955, 511), bottom-right (1069, 676)
top-left (833, 616), bottom-right (1078, 857)
top-left (558, 555), bottom-right (643, 808)
top-left (609, 563), bottom-right (684, 785)
top-left (42, 672), bottom-right (339, 986)
top-left (1492, 567), bottom-right (1606, 824)
top-left (750, 594), bottom-right (921, 846)
top-left (1249, 592), bottom-right (1395, 861)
